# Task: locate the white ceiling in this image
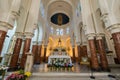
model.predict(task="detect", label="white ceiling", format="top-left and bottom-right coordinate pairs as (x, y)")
top-left (40, 0), bottom-right (80, 40)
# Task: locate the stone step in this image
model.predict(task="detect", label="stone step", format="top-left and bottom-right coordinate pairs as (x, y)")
top-left (32, 72), bottom-right (110, 77)
top-left (30, 72), bottom-right (117, 80)
top-left (109, 64), bottom-right (120, 68)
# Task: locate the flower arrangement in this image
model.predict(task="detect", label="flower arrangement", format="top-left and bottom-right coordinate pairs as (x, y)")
top-left (48, 58), bottom-right (73, 68)
top-left (6, 70), bottom-right (31, 80)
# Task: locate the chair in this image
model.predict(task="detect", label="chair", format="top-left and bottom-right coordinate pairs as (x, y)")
top-left (80, 57), bottom-right (90, 67)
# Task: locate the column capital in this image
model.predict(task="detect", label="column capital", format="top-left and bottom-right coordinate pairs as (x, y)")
top-left (44, 45), bottom-right (48, 48)
top-left (15, 32), bottom-right (23, 38)
top-left (72, 45), bottom-right (75, 48)
top-left (0, 21), bottom-right (13, 31)
top-left (96, 33), bottom-right (105, 40)
top-left (38, 41), bottom-right (43, 45)
top-left (24, 32), bottom-right (34, 38)
top-left (0, 11), bottom-right (18, 31)
top-left (87, 33), bottom-right (96, 40)
top-left (32, 41), bottom-right (38, 45)
top-left (76, 42), bottom-right (81, 46)
top-left (106, 24), bottom-right (120, 34)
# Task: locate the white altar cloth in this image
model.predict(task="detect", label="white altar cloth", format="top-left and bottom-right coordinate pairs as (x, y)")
top-left (48, 55), bottom-right (72, 64)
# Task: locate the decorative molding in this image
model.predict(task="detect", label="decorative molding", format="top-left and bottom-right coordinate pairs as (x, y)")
top-left (96, 33), bottom-right (105, 40)
top-left (38, 41), bottom-right (43, 45)
top-left (15, 32), bottom-right (23, 38)
top-left (44, 44), bottom-right (48, 48)
top-left (24, 32), bottom-right (34, 38)
top-left (100, 13), bottom-right (110, 28)
top-left (72, 45), bottom-right (75, 48)
top-left (76, 42), bottom-right (81, 46)
top-left (106, 24), bottom-right (120, 34)
top-left (32, 41), bottom-right (38, 45)
top-left (82, 42), bottom-right (87, 45)
top-left (11, 11), bottom-right (20, 19)
top-left (86, 33), bottom-right (96, 40)
top-left (0, 21), bottom-right (13, 31)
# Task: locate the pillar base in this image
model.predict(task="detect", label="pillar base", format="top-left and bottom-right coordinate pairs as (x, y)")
top-left (34, 63), bottom-right (40, 64)
top-left (7, 68), bottom-right (17, 72)
top-left (91, 68), bottom-right (101, 72)
top-left (101, 67), bottom-right (111, 72)
top-left (7, 66), bottom-right (21, 72)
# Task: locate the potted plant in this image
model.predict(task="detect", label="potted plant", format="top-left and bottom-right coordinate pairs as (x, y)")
top-left (6, 70), bottom-right (31, 80)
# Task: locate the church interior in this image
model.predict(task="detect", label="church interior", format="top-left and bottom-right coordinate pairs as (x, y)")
top-left (0, 0), bottom-right (120, 80)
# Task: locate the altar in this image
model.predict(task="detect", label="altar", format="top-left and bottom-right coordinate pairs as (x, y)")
top-left (48, 55), bottom-right (72, 64)
top-left (47, 47), bottom-right (73, 67)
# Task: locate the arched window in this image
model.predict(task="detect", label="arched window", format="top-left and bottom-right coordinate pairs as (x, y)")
top-left (66, 27), bottom-right (69, 34)
top-left (56, 28), bottom-right (59, 35)
top-left (51, 27), bottom-right (54, 34)
top-left (60, 29), bottom-right (63, 35)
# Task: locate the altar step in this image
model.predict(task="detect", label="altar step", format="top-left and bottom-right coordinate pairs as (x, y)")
top-left (30, 63), bottom-right (120, 80)
top-left (29, 72), bottom-right (118, 80)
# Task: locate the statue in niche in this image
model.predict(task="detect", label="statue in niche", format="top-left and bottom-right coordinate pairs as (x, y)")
top-left (58, 14), bottom-right (62, 25)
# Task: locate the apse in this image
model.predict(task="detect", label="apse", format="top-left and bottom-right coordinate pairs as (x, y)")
top-left (51, 13), bottom-right (69, 26)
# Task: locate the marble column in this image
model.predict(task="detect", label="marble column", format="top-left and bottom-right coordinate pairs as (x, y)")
top-left (96, 36), bottom-right (109, 70)
top-left (10, 38), bottom-right (22, 68)
top-left (82, 45), bottom-right (88, 57)
top-left (32, 42), bottom-right (38, 64)
top-left (44, 45), bottom-right (47, 62)
top-left (20, 38), bottom-right (31, 68)
top-left (112, 32), bottom-right (120, 63)
top-left (88, 35), bottom-right (100, 71)
top-left (72, 47), bottom-right (75, 62)
top-left (36, 45), bottom-right (42, 64)
top-left (0, 30), bottom-right (7, 55)
top-left (77, 45), bottom-right (81, 62)
top-left (99, 0), bottom-right (120, 62)
top-left (0, 0), bottom-right (20, 55)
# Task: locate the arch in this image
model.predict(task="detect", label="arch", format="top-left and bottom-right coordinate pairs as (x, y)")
top-left (47, 0), bottom-right (73, 9)
top-left (49, 10), bottom-right (71, 20)
top-left (47, 0), bottom-right (73, 23)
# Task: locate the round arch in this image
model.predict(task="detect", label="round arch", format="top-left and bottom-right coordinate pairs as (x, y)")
top-left (47, 0), bottom-right (73, 9)
top-left (46, 0), bottom-right (73, 24)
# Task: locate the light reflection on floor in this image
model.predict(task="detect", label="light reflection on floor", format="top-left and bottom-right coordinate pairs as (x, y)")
top-left (32, 63), bottom-right (91, 73)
